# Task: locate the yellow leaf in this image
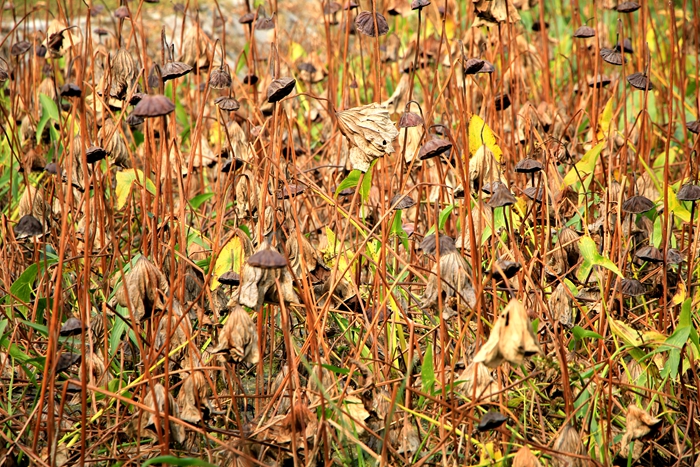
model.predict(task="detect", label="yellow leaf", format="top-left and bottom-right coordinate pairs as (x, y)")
top-left (114, 169), bottom-right (156, 210)
top-left (208, 121), bottom-right (224, 147)
top-left (469, 115), bottom-right (502, 161)
top-left (211, 235), bottom-right (244, 290)
top-left (562, 142), bottom-right (605, 187)
top-left (609, 318), bottom-right (666, 348)
top-left (289, 42), bottom-right (306, 62)
top-left (597, 97), bottom-right (614, 140)
top-left (672, 282), bottom-right (686, 306)
top-left (667, 187), bottom-right (691, 222)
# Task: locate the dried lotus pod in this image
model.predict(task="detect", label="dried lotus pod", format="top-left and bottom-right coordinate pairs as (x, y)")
top-left (600, 47), bottom-right (624, 65)
top-left (573, 25), bottom-right (595, 38)
top-left (60, 317), bottom-right (85, 336)
top-left (418, 137), bottom-right (452, 160)
top-left (239, 243), bottom-right (299, 309)
top-left (209, 64), bottom-right (232, 89)
top-left (85, 145), bottom-right (107, 163)
top-left (14, 215), bottom-right (44, 239)
top-left (354, 11), bottom-right (389, 36)
top-left (132, 95), bottom-right (175, 118)
top-left (336, 103), bottom-right (399, 172)
top-left (137, 383), bottom-right (185, 444)
top-left (11, 40), bottom-right (31, 57)
top-left (114, 257), bottom-right (168, 323)
top-left (161, 58), bottom-right (192, 81)
top-left (60, 83), bottom-right (82, 97)
top-left (214, 95), bottom-right (240, 111)
top-left (267, 77), bottom-right (296, 102)
top-left (627, 72), bottom-right (653, 90)
top-left (213, 304), bottom-right (259, 364)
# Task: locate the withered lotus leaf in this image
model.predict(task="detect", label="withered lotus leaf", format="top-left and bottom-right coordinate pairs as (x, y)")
top-left (154, 299), bottom-right (193, 365)
top-left (552, 425), bottom-right (585, 467)
top-left (213, 304), bottom-right (259, 364)
top-left (137, 383), bottom-right (185, 444)
top-left (512, 446), bottom-right (543, 467)
top-left (114, 257), bottom-right (168, 323)
top-left (336, 103), bottom-right (399, 172)
top-left (619, 405), bottom-right (661, 460)
top-left (474, 299), bottom-right (542, 368)
top-left (422, 248), bottom-right (477, 319)
top-left (457, 362), bottom-right (497, 401)
top-left (549, 283), bottom-right (573, 328)
top-left (239, 244), bottom-right (299, 309)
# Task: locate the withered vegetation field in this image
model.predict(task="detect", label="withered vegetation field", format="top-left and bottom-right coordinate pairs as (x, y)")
top-left (1, 0), bottom-right (699, 466)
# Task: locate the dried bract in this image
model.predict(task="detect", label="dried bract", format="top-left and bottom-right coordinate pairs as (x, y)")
top-left (137, 383), bottom-right (185, 444)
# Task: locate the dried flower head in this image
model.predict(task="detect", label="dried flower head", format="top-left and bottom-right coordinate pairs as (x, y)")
top-left (355, 11), bottom-right (389, 36)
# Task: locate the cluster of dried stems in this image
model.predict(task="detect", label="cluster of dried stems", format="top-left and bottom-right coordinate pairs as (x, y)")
top-left (1, 0), bottom-right (700, 465)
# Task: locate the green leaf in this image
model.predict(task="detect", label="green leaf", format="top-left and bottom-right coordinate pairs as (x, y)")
top-left (421, 344), bottom-right (435, 394)
top-left (335, 171), bottom-right (361, 197)
top-left (189, 192), bottom-right (215, 210)
top-left (426, 204), bottom-right (456, 236)
top-left (360, 160), bottom-right (376, 201)
top-left (322, 363), bottom-right (350, 375)
top-left (141, 456), bottom-right (218, 467)
top-left (10, 264), bottom-right (38, 305)
top-left (36, 94), bottom-right (59, 143)
top-left (572, 326), bottom-right (603, 341)
top-left (577, 236), bottom-right (623, 282)
top-left (115, 169), bottom-right (157, 210)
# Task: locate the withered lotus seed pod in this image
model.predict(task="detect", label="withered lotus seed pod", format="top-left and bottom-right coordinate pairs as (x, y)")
top-left (390, 193), bottom-right (416, 210)
top-left (494, 93), bottom-right (510, 111)
top-left (60, 317), bottom-right (86, 336)
top-left (11, 40), bottom-right (31, 57)
top-left (161, 60), bottom-right (193, 81)
top-left (355, 11), bottom-right (389, 36)
top-left (487, 184), bottom-right (517, 208)
top-left (247, 249), bottom-right (287, 269)
top-left (266, 77), bottom-right (296, 103)
top-left (616, 1), bottom-right (641, 13)
top-left (411, 0), bottom-right (430, 9)
top-left (418, 137), bottom-right (452, 160)
top-left (132, 94), bottom-right (175, 118)
top-left (14, 215), bottom-right (44, 239)
top-left (573, 25), bottom-right (595, 38)
top-left (600, 48), bottom-right (624, 65)
top-left (85, 145), bottom-right (107, 163)
top-left (627, 72), bottom-right (653, 90)
top-left (687, 120), bottom-right (700, 134)
top-left (209, 64), bottom-right (232, 89)
top-left (621, 195), bottom-right (654, 213)
top-left (620, 278), bottom-right (645, 297)
top-left (398, 111), bottom-right (423, 128)
top-left (214, 96), bottom-right (240, 111)
top-left (60, 83), bottom-right (82, 97)
top-left (464, 58), bottom-right (485, 75)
